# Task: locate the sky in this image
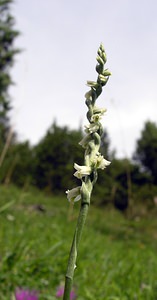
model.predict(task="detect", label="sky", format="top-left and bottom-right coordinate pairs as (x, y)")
top-left (10, 0), bottom-right (157, 158)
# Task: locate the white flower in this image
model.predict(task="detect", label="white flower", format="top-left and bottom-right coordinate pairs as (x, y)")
top-left (85, 90), bottom-right (93, 100)
top-left (96, 154), bottom-right (111, 169)
top-left (91, 153), bottom-right (111, 169)
top-left (86, 81), bottom-right (98, 88)
top-left (93, 106), bottom-right (106, 115)
top-left (74, 163), bottom-right (91, 179)
top-left (66, 186), bottom-right (81, 202)
top-left (90, 106), bottom-right (106, 123)
top-left (90, 114), bottom-right (100, 123)
top-left (85, 123), bottom-right (99, 134)
top-left (79, 134), bottom-right (91, 148)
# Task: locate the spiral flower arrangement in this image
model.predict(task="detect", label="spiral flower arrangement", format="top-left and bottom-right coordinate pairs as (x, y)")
top-left (63, 44), bottom-right (111, 300)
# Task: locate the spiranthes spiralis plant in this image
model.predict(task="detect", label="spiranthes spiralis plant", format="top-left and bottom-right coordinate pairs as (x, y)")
top-left (63, 44), bottom-right (111, 300)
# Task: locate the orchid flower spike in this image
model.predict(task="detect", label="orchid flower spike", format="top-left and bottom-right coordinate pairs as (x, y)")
top-left (63, 44), bottom-right (111, 300)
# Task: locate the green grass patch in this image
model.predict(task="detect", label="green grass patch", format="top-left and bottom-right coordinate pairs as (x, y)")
top-left (0, 185), bottom-right (157, 299)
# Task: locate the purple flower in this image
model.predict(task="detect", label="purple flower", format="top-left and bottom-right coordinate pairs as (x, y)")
top-left (15, 288), bottom-right (39, 300)
top-left (56, 286), bottom-right (64, 297)
top-left (56, 286), bottom-right (76, 300)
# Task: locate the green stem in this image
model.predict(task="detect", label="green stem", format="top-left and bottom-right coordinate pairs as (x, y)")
top-left (63, 189), bottom-right (91, 300)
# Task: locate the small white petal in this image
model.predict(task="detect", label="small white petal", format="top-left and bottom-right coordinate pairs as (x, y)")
top-left (79, 134), bottom-right (91, 148)
top-left (85, 123), bottom-right (99, 134)
top-left (91, 107), bottom-right (106, 123)
top-left (91, 114), bottom-right (101, 122)
top-left (66, 187), bottom-right (81, 202)
top-left (74, 194), bottom-right (81, 202)
top-left (91, 153), bottom-right (111, 169)
top-left (74, 163), bottom-right (91, 179)
top-left (97, 155), bottom-right (111, 169)
top-left (93, 106), bottom-right (107, 114)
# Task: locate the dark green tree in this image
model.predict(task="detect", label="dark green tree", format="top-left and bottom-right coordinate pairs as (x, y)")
top-left (33, 122), bottom-right (84, 192)
top-left (100, 129), bottom-right (111, 159)
top-left (0, 140), bottom-right (34, 186)
top-left (0, 0), bottom-right (19, 144)
top-left (134, 121), bottom-right (157, 184)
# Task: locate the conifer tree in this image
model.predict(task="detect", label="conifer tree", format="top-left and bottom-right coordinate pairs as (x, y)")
top-left (0, 0), bottom-right (19, 144)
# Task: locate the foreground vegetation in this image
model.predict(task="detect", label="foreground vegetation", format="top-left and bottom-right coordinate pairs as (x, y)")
top-left (1, 185), bottom-right (157, 299)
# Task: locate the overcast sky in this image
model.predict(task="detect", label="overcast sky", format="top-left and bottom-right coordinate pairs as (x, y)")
top-left (10, 0), bottom-right (157, 158)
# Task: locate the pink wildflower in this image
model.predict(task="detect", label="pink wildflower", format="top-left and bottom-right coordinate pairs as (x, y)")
top-left (15, 288), bottom-right (39, 300)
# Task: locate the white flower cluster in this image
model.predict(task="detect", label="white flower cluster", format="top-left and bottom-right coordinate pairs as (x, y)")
top-left (66, 44), bottom-right (111, 203)
top-left (66, 103), bottom-right (111, 203)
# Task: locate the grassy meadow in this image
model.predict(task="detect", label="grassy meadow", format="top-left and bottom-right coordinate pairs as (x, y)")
top-left (0, 184), bottom-right (157, 299)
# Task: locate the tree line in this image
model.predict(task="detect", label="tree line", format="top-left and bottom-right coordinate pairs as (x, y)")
top-left (1, 120), bottom-right (157, 211)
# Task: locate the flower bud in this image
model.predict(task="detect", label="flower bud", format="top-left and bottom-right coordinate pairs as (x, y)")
top-left (102, 52), bottom-right (107, 63)
top-left (85, 90), bottom-right (93, 100)
top-left (87, 81), bottom-right (98, 88)
top-left (103, 69), bottom-right (112, 76)
top-left (96, 55), bottom-right (104, 65)
top-left (98, 74), bottom-right (108, 84)
top-left (97, 48), bottom-right (102, 56)
top-left (100, 43), bottom-right (105, 52)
